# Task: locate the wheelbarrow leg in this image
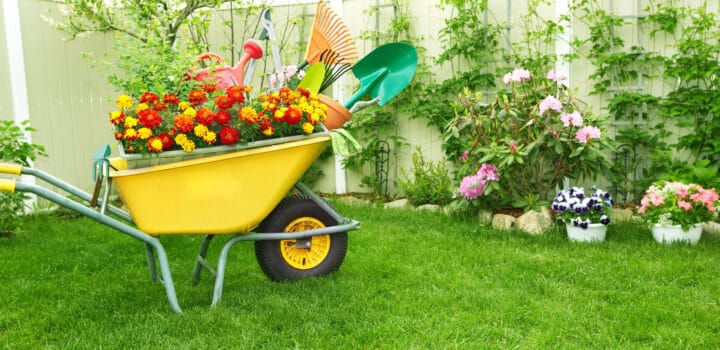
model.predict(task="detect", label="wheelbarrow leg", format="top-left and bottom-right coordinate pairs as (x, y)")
top-left (211, 235), bottom-right (246, 307)
top-left (145, 243), bottom-right (160, 282)
top-left (192, 235), bottom-right (215, 285)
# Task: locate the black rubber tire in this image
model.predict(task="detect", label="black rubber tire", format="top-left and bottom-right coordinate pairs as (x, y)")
top-left (254, 195), bottom-right (348, 281)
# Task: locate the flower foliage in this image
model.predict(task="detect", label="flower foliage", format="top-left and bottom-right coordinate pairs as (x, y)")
top-left (445, 68), bottom-right (614, 208)
top-left (552, 186), bottom-right (614, 229)
top-left (109, 86), bottom-right (327, 155)
top-left (637, 181), bottom-right (720, 231)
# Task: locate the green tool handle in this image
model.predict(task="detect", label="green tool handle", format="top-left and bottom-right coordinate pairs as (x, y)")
top-left (343, 70), bottom-right (387, 109)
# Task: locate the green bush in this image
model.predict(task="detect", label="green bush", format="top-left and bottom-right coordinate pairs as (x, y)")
top-left (398, 148), bottom-right (453, 206)
top-left (0, 120), bottom-right (46, 235)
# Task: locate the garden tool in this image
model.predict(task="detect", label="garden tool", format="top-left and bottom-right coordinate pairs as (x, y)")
top-left (319, 49), bottom-right (352, 93)
top-left (261, 8), bottom-right (285, 91)
top-left (298, 0), bottom-right (358, 70)
top-left (342, 42), bottom-right (417, 110)
top-left (190, 40), bottom-right (264, 90)
top-left (298, 62), bottom-right (326, 94)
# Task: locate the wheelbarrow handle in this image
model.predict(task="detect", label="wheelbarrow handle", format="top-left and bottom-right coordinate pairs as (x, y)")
top-left (0, 178), bottom-right (16, 192)
top-left (0, 162), bottom-right (22, 175)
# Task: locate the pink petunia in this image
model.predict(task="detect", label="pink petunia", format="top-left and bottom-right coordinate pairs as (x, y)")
top-left (649, 192), bottom-right (665, 206)
top-left (575, 126), bottom-right (601, 143)
top-left (539, 95), bottom-right (562, 114)
top-left (676, 187), bottom-right (688, 198)
top-left (546, 69), bottom-right (567, 82)
top-left (560, 111), bottom-right (583, 127)
top-left (678, 200), bottom-right (692, 211)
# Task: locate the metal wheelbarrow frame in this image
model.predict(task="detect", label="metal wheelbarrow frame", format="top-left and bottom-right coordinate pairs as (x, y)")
top-left (0, 135), bottom-right (359, 313)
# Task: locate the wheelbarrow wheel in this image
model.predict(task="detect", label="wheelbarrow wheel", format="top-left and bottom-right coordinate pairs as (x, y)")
top-left (255, 195), bottom-right (348, 281)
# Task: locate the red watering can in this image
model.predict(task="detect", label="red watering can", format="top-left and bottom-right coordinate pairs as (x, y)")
top-left (188, 39), bottom-right (264, 90)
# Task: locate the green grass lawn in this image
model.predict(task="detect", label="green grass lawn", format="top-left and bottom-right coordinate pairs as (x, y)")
top-left (1, 201), bottom-right (719, 348)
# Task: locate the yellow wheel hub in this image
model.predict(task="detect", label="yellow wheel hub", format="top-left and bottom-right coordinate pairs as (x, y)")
top-left (280, 217), bottom-right (331, 270)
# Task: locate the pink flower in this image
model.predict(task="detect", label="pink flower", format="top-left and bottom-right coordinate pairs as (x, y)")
top-left (477, 163), bottom-right (499, 181)
top-left (459, 174), bottom-right (486, 200)
top-left (678, 200), bottom-right (692, 211)
top-left (509, 140), bottom-right (518, 154)
top-left (459, 150), bottom-right (469, 162)
top-left (503, 68), bottom-right (531, 84)
top-left (575, 126), bottom-right (601, 143)
top-left (539, 95), bottom-right (562, 114)
top-left (676, 187), bottom-right (688, 198)
top-left (560, 111), bottom-right (583, 127)
top-left (691, 188), bottom-right (719, 205)
top-left (649, 192), bottom-right (665, 206)
top-left (546, 69), bottom-right (567, 82)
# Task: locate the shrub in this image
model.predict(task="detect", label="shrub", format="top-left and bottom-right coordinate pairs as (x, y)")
top-left (398, 148), bottom-right (454, 206)
top-left (0, 120), bottom-right (46, 235)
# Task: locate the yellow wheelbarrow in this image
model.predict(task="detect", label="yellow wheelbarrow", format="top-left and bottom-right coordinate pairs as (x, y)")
top-left (0, 132), bottom-right (359, 313)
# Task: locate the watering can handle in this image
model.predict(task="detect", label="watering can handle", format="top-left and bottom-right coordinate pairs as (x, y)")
top-left (195, 52), bottom-right (226, 65)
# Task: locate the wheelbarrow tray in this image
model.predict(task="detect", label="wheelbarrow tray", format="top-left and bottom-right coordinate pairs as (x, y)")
top-left (111, 133), bottom-right (330, 235)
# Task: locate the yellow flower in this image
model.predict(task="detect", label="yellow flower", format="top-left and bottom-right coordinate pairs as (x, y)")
top-left (194, 124), bottom-right (208, 137)
top-left (274, 108), bottom-right (286, 121)
top-left (202, 131), bottom-right (217, 144)
top-left (135, 103), bottom-right (149, 115)
top-left (178, 101), bottom-right (191, 111)
top-left (138, 127), bottom-right (153, 140)
top-left (174, 134), bottom-right (188, 145)
top-left (180, 140), bottom-right (195, 153)
top-left (183, 107), bottom-right (196, 117)
top-left (109, 111), bottom-right (124, 125)
top-left (302, 122), bottom-right (314, 134)
top-left (149, 138), bottom-right (164, 153)
top-left (123, 128), bottom-right (138, 140)
top-left (115, 95), bottom-right (133, 109)
top-left (124, 116), bottom-right (138, 128)
top-left (262, 128), bottom-right (274, 136)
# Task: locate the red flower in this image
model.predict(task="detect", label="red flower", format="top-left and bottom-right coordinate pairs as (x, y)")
top-left (153, 102), bottom-right (168, 111)
top-left (226, 86), bottom-right (245, 103)
top-left (215, 110), bottom-right (232, 126)
top-left (297, 87), bottom-right (311, 99)
top-left (174, 114), bottom-right (194, 133)
top-left (158, 132), bottom-right (174, 150)
top-left (219, 126), bottom-right (240, 145)
top-left (138, 109), bottom-right (163, 128)
top-left (147, 137), bottom-right (164, 153)
top-left (188, 89), bottom-right (208, 106)
top-left (196, 107), bottom-right (215, 126)
top-left (140, 92), bottom-right (159, 104)
top-left (284, 106), bottom-right (303, 125)
top-left (163, 94), bottom-right (180, 105)
top-left (202, 83), bottom-right (217, 93)
top-left (215, 95), bottom-right (234, 109)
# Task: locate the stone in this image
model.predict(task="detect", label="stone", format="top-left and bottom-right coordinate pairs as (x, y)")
top-left (336, 196), bottom-right (371, 207)
top-left (702, 222), bottom-right (720, 236)
top-left (492, 214), bottom-right (516, 231)
top-left (477, 210), bottom-right (493, 225)
top-left (612, 208), bottom-right (634, 223)
top-left (384, 198), bottom-right (410, 209)
top-left (417, 204), bottom-right (441, 212)
top-left (515, 209), bottom-right (554, 235)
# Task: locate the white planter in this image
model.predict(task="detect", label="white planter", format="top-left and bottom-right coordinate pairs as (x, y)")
top-left (652, 223), bottom-right (702, 245)
top-left (566, 223), bottom-right (607, 242)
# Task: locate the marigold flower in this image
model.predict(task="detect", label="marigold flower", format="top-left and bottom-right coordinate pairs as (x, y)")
top-left (115, 95), bottom-right (133, 109)
top-left (239, 107), bottom-right (258, 125)
top-left (274, 108), bottom-right (286, 122)
top-left (174, 134), bottom-right (189, 145)
top-left (188, 89), bottom-right (208, 106)
top-left (163, 94), bottom-right (180, 105)
top-left (124, 116), bottom-right (138, 129)
top-left (109, 111), bottom-right (125, 125)
top-left (194, 124), bottom-right (209, 137)
top-left (134, 103), bottom-right (149, 115)
top-left (158, 132), bottom-right (174, 150)
top-left (138, 127), bottom-right (153, 140)
top-left (302, 122), bottom-right (314, 134)
top-left (202, 131), bottom-right (217, 144)
top-left (226, 86), bottom-right (246, 103)
top-left (174, 114), bottom-right (194, 133)
top-left (219, 126), bottom-right (239, 145)
top-left (123, 128), bottom-right (138, 141)
top-left (140, 92), bottom-right (159, 104)
top-left (183, 107), bottom-right (197, 118)
top-left (195, 108), bottom-right (215, 126)
top-left (180, 139), bottom-right (195, 153)
top-left (138, 109), bottom-right (163, 128)
top-left (284, 106), bottom-right (303, 125)
top-left (153, 102), bottom-right (168, 111)
top-left (147, 137), bottom-right (164, 153)
top-left (178, 101), bottom-right (191, 111)
top-left (215, 95), bottom-right (234, 110)
top-left (215, 110), bottom-right (231, 126)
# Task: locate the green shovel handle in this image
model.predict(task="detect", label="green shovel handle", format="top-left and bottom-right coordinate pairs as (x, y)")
top-left (343, 69), bottom-right (388, 109)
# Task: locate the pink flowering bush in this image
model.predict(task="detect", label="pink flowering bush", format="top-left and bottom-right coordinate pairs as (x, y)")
top-left (455, 164), bottom-right (499, 202)
top-left (445, 68), bottom-right (613, 209)
top-left (638, 181), bottom-right (720, 231)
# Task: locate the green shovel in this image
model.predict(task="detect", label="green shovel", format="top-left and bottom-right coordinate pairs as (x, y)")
top-left (343, 42), bottom-right (418, 110)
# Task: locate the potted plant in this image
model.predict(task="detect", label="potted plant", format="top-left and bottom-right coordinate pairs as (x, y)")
top-left (551, 186), bottom-right (613, 242)
top-left (637, 181), bottom-right (719, 244)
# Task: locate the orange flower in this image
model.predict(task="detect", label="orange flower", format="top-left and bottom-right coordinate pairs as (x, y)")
top-left (195, 107), bottom-right (215, 126)
top-left (173, 114), bottom-right (194, 133)
top-left (188, 89), bottom-right (207, 106)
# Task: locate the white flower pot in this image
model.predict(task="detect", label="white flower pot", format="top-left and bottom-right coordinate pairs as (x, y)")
top-left (566, 223), bottom-right (607, 242)
top-left (652, 223), bottom-right (702, 245)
